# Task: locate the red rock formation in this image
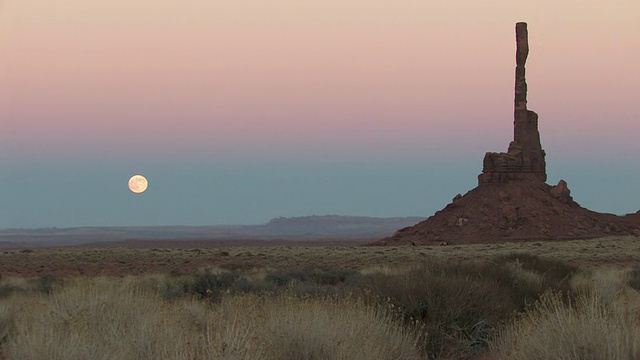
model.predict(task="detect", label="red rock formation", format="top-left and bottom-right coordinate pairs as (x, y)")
top-left (373, 23), bottom-right (640, 246)
top-left (479, 22), bottom-right (546, 184)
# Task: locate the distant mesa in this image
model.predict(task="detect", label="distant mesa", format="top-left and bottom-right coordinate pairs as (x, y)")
top-left (264, 215), bottom-right (426, 237)
top-left (374, 23), bottom-right (640, 246)
top-left (0, 215), bottom-right (427, 248)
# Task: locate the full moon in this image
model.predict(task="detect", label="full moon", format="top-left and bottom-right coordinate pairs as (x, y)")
top-left (128, 174), bottom-right (148, 194)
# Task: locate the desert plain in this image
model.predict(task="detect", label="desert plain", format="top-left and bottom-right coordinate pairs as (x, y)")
top-left (2, 235), bottom-right (640, 277)
top-left (1, 234), bottom-right (640, 360)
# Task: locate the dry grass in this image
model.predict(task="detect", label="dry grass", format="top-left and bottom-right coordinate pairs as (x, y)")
top-left (0, 278), bottom-right (233, 359)
top-left (490, 269), bottom-right (640, 359)
top-left (0, 277), bottom-right (425, 360)
top-left (2, 239), bottom-right (640, 359)
top-left (258, 295), bottom-right (424, 359)
top-left (362, 255), bottom-right (579, 359)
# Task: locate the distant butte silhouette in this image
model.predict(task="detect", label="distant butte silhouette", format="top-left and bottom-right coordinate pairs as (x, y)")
top-left (374, 22), bottom-right (640, 246)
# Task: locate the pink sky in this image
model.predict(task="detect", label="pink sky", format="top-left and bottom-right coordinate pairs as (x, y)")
top-left (2, 0), bottom-right (639, 162)
top-left (2, 1), bottom-right (640, 228)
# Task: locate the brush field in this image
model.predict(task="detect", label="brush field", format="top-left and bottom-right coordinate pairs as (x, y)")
top-left (1, 236), bottom-right (639, 359)
top-left (3, 236), bottom-right (640, 277)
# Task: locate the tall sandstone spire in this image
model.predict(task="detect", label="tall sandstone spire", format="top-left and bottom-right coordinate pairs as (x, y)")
top-left (479, 22), bottom-right (546, 184)
top-left (373, 22), bottom-right (640, 246)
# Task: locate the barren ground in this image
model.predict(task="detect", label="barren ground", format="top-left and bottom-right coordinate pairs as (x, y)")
top-left (1, 236), bottom-right (639, 277)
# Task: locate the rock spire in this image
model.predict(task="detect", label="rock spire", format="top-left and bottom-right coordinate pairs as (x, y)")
top-left (372, 23), bottom-right (640, 246)
top-left (479, 22), bottom-right (546, 184)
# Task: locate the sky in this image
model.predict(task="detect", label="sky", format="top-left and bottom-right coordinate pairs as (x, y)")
top-left (1, 0), bottom-right (639, 228)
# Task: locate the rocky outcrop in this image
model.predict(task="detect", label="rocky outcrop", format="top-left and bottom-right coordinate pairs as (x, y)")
top-left (374, 178), bottom-right (640, 245)
top-left (479, 22), bottom-right (546, 185)
top-left (373, 23), bottom-right (640, 246)
top-left (550, 180), bottom-right (573, 204)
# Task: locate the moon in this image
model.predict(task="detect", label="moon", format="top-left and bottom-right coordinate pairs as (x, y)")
top-left (128, 174), bottom-right (148, 194)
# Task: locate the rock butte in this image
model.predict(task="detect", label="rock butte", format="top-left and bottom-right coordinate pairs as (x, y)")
top-left (374, 23), bottom-right (640, 246)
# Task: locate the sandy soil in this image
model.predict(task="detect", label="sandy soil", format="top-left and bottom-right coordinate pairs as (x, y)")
top-left (1, 236), bottom-right (639, 278)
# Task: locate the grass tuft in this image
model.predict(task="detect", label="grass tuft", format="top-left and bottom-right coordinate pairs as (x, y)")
top-left (363, 254), bottom-right (579, 359)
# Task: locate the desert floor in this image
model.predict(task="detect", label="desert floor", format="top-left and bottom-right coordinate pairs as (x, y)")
top-left (2, 236), bottom-right (639, 277)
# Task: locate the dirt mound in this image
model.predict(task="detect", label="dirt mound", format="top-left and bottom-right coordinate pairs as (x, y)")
top-left (373, 23), bottom-right (640, 245)
top-left (375, 179), bottom-right (640, 245)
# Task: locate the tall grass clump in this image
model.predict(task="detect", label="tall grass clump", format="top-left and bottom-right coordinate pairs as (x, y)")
top-left (490, 289), bottom-right (640, 359)
top-left (363, 254), bottom-right (578, 359)
top-left (258, 294), bottom-right (425, 360)
top-left (490, 266), bottom-right (640, 359)
top-left (0, 277), bottom-right (263, 359)
top-left (0, 276), bottom-right (425, 359)
top-left (207, 293), bottom-right (426, 360)
top-left (493, 252), bottom-right (577, 294)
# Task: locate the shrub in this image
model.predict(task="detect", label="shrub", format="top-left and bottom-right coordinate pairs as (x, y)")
top-left (262, 267), bottom-right (363, 298)
top-left (493, 252), bottom-right (577, 293)
top-left (627, 266), bottom-right (640, 291)
top-left (363, 255), bottom-right (579, 359)
top-left (0, 285), bottom-right (16, 299)
top-left (307, 268), bottom-right (356, 286)
top-left (264, 267), bottom-right (360, 287)
top-left (158, 276), bottom-right (192, 299)
top-left (192, 271), bottom-right (243, 301)
top-left (364, 262), bottom-right (502, 359)
top-left (0, 276), bottom-right (60, 298)
top-left (33, 275), bottom-right (58, 294)
top-left (0, 302), bottom-right (14, 346)
top-left (264, 268), bottom-right (309, 286)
